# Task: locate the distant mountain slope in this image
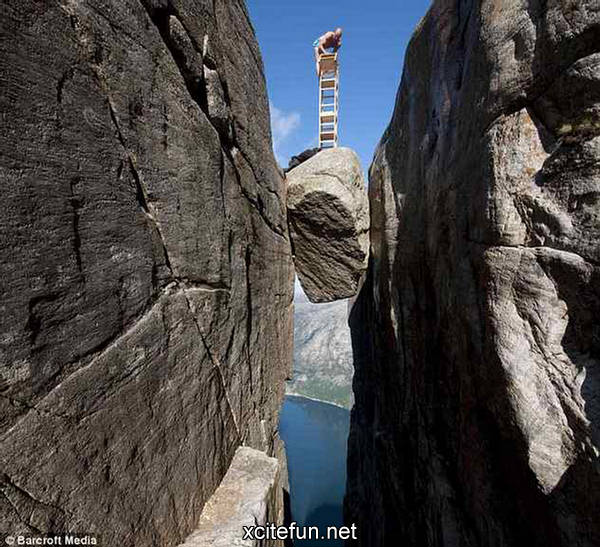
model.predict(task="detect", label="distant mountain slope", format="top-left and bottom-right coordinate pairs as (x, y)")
top-left (288, 296), bottom-right (354, 408)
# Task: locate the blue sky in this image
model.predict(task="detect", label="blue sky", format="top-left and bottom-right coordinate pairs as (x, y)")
top-left (247, 0), bottom-right (432, 171)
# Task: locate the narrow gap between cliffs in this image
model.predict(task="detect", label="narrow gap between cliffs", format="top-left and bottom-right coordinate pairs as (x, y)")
top-left (278, 274), bottom-right (354, 547)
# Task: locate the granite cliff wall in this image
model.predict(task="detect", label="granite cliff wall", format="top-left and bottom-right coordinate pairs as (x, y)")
top-left (347, 1), bottom-right (600, 546)
top-left (0, 1), bottom-right (293, 545)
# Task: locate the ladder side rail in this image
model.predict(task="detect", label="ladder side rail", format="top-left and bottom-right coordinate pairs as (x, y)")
top-left (318, 68), bottom-right (323, 147)
top-left (332, 66), bottom-right (338, 147)
top-left (335, 69), bottom-right (339, 147)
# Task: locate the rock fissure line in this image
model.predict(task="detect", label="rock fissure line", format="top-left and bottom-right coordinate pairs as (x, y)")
top-left (138, 1), bottom-right (210, 116)
top-left (244, 246), bottom-right (254, 398)
top-left (105, 100), bottom-right (180, 286)
top-left (179, 287), bottom-right (243, 442)
top-left (483, 46), bottom-right (600, 141)
top-left (68, 177), bottom-right (84, 277)
top-left (138, 0), bottom-right (285, 240)
top-left (1, 281), bottom-right (228, 441)
top-left (234, 142), bottom-right (281, 200)
top-left (0, 490), bottom-right (42, 535)
top-left (226, 146), bottom-right (286, 238)
top-left (0, 394), bottom-right (73, 425)
top-left (465, 238), bottom-right (600, 267)
top-left (0, 473), bottom-right (69, 533)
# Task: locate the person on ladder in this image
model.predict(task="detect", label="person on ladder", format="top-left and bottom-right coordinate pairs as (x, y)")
top-left (313, 28), bottom-right (342, 75)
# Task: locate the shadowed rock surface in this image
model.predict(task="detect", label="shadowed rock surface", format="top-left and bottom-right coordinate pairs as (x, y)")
top-left (347, 1), bottom-right (600, 546)
top-left (0, 1), bottom-right (293, 546)
top-left (286, 148), bottom-right (369, 303)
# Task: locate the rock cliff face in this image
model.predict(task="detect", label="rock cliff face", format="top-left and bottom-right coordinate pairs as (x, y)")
top-left (347, 1), bottom-right (600, 546)
top-left (0, 1), bottom-right (293, 545)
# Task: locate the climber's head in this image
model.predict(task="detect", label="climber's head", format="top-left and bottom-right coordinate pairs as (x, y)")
top-left (335, 27), bottom-right (343, 37)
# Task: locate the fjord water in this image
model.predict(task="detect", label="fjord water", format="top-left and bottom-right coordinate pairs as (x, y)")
top-left (279, 395), bottom-right (351, 546)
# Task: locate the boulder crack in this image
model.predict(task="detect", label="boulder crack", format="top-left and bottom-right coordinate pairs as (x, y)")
top-left (179, 286), bottom-right (242, 441)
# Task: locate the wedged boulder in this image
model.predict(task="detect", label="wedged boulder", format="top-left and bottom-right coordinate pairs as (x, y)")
top-left (286, 147), bottom-right (369, 303)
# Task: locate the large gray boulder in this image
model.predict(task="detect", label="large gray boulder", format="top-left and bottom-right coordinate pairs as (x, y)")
top-left (0, 1), bottom-right (293, 546)
top-left (347, 1), bottom-right (600, 546)
top-left (286, 147), bottom-right (369, 303)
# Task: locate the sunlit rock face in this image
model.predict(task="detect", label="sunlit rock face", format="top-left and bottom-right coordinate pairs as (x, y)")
top-left (177, 447), bottom-right (285, 547)
top-left (286, 147), bottom-right (370, 303)
top-left (346, 1), bottom-right (600, 546)
top-left (0, 1), bottom-right (293, 545)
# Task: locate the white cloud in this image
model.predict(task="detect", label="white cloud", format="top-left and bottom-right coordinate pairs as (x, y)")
top-left (270, 103), bottom-right (301, 166)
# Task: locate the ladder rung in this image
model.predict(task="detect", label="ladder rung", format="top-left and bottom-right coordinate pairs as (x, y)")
top-left (318, 52), bottom-right (338, 147)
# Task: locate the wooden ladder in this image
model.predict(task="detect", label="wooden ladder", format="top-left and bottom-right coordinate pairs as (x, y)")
top-left (318, 52), bottom-right (339, 149)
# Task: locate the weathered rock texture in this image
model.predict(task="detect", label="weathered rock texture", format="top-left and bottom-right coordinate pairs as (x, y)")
top-left (286, 148), bottom-right (369, 303)
top-left (347, 1), bottom-right (600, 546)
top-left (178, 446), bottom-right (284, 547)
top-left (284, 147), bottom-right (320, 174)
top-left (0, 1), bottom-right (293, 546)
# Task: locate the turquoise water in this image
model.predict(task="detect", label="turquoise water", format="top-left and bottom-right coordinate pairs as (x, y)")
top-left (279, 395), bottom-right (351, 546)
